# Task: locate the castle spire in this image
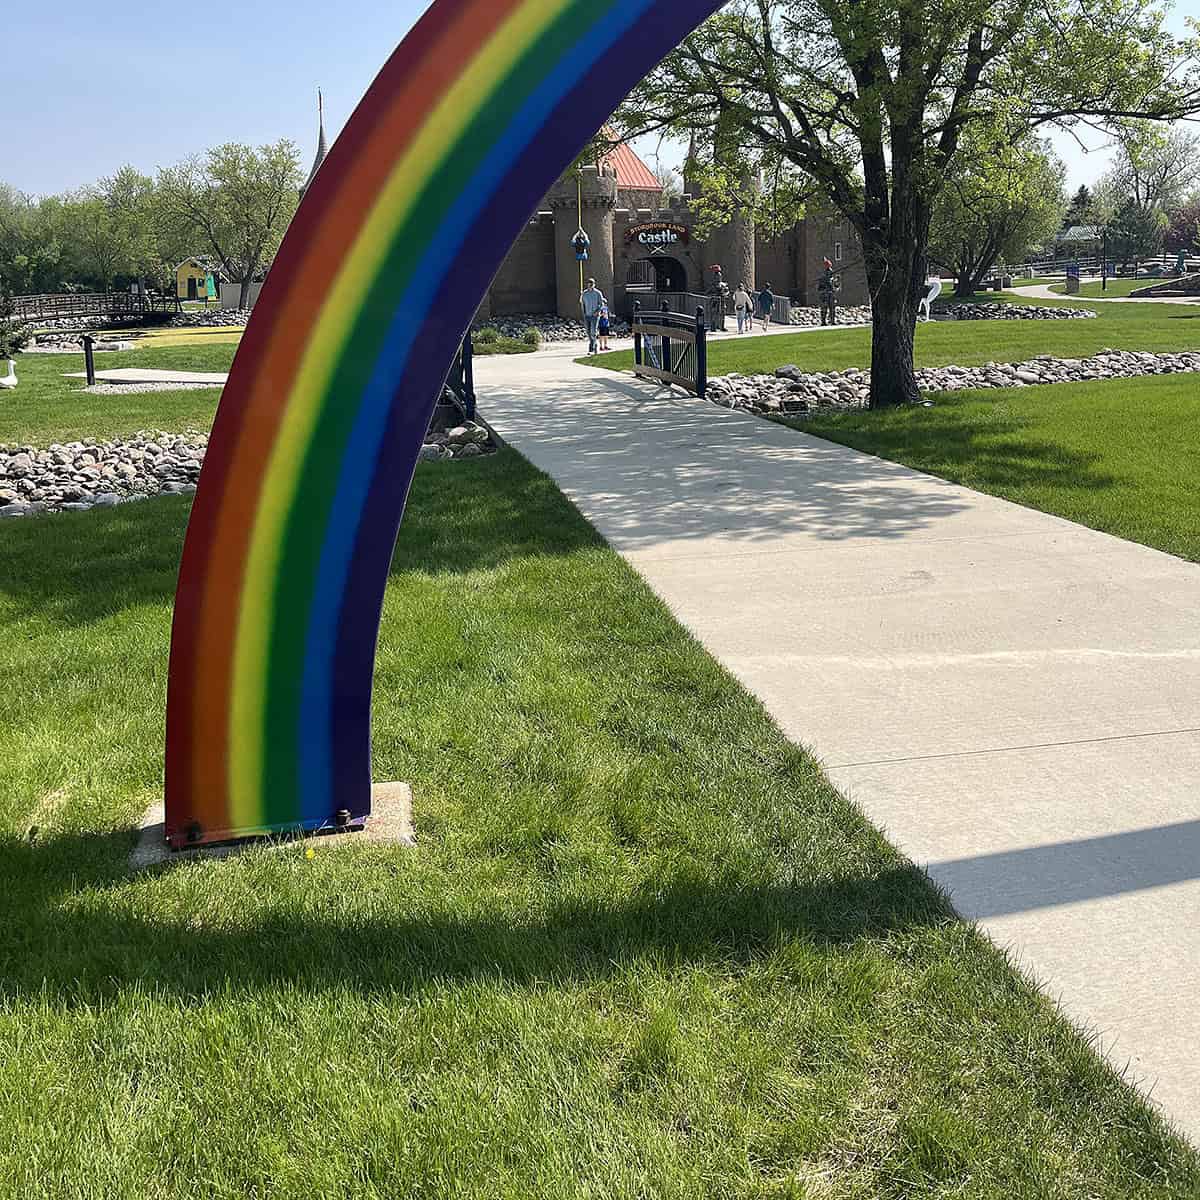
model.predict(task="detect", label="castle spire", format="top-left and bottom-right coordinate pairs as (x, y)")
top-left (301, 89), bottom-right (329, 199)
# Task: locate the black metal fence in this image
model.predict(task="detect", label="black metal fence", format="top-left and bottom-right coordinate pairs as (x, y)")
top-left (631, 301), bottom-right (707, 399)
top-left (445, 330), bottom-right (476, 419)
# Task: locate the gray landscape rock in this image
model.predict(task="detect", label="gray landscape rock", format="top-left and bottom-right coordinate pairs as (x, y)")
top-left (941, 302), bottom-right (1097, 320)
top-left (167, 309), bottom-right (253, 329)
top-left (472, 313), bottom-right (631, 342)
top-left (1, 410), bottom-right (498, 518)
top-left (787, 305), bottom-right (874, 326)
top-left (708, 348), bottom-right (1200, 416)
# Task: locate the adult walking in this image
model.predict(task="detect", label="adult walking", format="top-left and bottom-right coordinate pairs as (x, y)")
top-left (817, 259), bottom-right (838, 326)
top-left (733, 282), bottom-right (753, 334)
top-left (580, 278), bottom-right (606, 354)
top-left (757, 282), bottom-right (775, 332)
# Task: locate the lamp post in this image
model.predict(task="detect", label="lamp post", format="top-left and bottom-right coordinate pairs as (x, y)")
top-left (1101, 226), bottom-right (1108, 293)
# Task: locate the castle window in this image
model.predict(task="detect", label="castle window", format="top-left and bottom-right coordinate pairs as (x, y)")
top-left (835, 242), bottom-right (843, 262)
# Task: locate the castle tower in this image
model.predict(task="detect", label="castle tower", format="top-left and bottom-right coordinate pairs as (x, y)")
top-left (548, 163), bottom-right (618, 318)
top-left (300, 90), bottom-right (329, 200)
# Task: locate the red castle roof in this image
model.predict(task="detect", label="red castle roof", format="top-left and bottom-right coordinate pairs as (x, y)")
top-left (602, 141), bottom-right (662, 192)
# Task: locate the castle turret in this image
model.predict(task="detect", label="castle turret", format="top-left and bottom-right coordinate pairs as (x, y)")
top-left (300, 90), bottom-right (329, 200)
top-left (548, 164), bottom-right (617, 318)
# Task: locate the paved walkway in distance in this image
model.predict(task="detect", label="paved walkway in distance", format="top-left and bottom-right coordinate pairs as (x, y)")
top-left (64, 367), bottom-right (230, 385)
top-left (476, 342), bottom-right (1200, 1144)
top-left (1022, 281), bottom-right (1200, 305)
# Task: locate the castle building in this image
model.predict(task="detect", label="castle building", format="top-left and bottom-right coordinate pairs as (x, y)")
top-left (300, 98), bottom-right (867, 317)
top-left (476, 141), bottom-right (870, 319)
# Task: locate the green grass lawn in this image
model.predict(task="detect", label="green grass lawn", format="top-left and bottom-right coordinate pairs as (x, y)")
top-left (2, 441), bottom-right (1197, 1194)
top-left (1049, 279), bottom-right (1169, 299)
top-left (585, 295), bottom-right (1200, 377)
top-left (5, 342), bottom-right (235, 444)
top-left (796, 374), bottom-right (1200, 562)
top-left (473, 334), bottom-right (539, 356)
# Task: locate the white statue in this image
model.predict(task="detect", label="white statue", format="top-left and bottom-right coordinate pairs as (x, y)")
top-left (919, 276), bottom-right (942, 322)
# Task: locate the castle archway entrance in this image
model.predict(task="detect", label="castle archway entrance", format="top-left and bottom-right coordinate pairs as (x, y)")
top-left (626, 255), bottom-right (688, 296)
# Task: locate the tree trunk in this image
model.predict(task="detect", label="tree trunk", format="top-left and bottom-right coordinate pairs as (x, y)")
top-left (868, 270), bottom-right (920, 408)
top-left (238, 278), bottom-right (253, 309)
top-left (954, 272), bottom-right (975, 297)
top-left (864, 212), bottom-right (924, 407)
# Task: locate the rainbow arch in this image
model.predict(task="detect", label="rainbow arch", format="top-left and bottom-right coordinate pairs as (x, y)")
top-left (164, 0), bottom-right (723, 846)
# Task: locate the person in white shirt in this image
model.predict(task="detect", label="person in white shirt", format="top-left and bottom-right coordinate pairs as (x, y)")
top-left (733, 283), bottom-right (753, 334)
top-left (580, 279), bottom-right (606, 353)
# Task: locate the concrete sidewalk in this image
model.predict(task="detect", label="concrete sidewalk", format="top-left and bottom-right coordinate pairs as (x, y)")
top-left (64, 367), bottom-right (230, 384)
top-left (475, 343), bottom-right (1200, 1143)
top-left (1022, 281), bottom-right (1200, 305)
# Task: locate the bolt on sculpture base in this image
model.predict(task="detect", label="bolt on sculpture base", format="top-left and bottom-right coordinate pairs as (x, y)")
top-left (131, 782), bottom-right (415, 870)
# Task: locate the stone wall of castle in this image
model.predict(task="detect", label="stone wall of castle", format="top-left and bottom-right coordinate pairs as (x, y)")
top-left (480, 170), bottom-right (869, 318)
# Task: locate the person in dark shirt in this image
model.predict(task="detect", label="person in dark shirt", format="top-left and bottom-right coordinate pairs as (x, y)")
top-left (758, 283), bottom-right (775, 331)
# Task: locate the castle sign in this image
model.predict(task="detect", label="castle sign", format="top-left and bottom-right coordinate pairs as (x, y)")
top-left (625, 222), bottom-right (689, 247)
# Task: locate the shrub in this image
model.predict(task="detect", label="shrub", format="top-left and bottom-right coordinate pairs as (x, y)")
top-left (475, 326), bottom-right (500, 345)
top-left (0, 288), bottom-right (30, 359)
top-left (522, 326), bottom-right (543, 346)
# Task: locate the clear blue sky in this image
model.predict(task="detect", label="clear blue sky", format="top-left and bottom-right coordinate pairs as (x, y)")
top-left (6, 0), bottom-right (428, 195)
top-left (5, 0), bottom-right (1197, 197)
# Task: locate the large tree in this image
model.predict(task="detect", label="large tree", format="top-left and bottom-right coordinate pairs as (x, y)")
top-left (157, 141), bottom-right (300, 309)
top-left (929, 132), bottom-right (1065, 295)
top-left (613, 0), bottom-right (1200, 406)
top-left (1108, 197), bottom-right (1167, 272)
top-left (1101, 119), bottom-right (1200, 212)
top-left (1165, 196), bottom-right (1200, 253)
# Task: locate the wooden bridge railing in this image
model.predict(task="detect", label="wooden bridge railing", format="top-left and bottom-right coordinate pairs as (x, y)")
top-left (12, 292), bottom-right (181, 322)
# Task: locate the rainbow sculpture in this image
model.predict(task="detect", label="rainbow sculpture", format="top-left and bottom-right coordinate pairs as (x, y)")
top-left (164, 0), bottom-right (723, 846)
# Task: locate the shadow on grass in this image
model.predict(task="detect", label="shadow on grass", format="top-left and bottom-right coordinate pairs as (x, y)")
top-left (0, 451), bottom-right (600, 628)
top-left (0, 825), bottom-right (952, 1005)
top-left (795, 394), bottom-right (1120, 495)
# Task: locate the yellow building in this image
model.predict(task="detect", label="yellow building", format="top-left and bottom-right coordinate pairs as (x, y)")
top-left (176, 258), bottom-right (218, 302)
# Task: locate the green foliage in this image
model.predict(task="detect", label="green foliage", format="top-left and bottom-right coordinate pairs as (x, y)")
top-left (1063, 185), bottom-right (1094, 229)
top-left (1108, 199), bottom-right (1168, 266)
top-left (612, 0), bottom-right (1199, 405)
top-left (474, 325), bottom-right (500, 344)
top-left (929, 132), bottom-right (1066, 294)
top-left (156, 141), bottom-right (301, 306)
top-left (522, 326), bottom-right (543, 346)
top-left (0, 287), bottom-right (29, 360)
top-left (1166, 198), bottom-right (1200, 253)
top-left (1101, 120), bottom-right (1200, 212)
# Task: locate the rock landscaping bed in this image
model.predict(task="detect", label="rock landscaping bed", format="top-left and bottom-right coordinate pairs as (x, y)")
top-left (0, 431), bottom-right (207, 516)
top-left (26, 332), bottom-right (135, 354)
top-left (0, 416), bottom-right (499, 518)
top-left (707, 348), bottom-right (1200, 415)
top-left (473, 313), bottom-right (631, 342)
top-left (167, 308), bottom-right (253, 329)
top-left (419, 419), bottom-right (498, 461)
top-left (787, 305), bottom-right (873, 325)
top-left (940, 302), bottom-right (1097, 320)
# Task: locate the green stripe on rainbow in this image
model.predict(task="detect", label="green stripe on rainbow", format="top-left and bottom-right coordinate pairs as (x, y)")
top-left (234, 0), bottom-right (584, 830)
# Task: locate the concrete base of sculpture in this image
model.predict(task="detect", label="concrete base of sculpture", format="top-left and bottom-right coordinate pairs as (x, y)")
top-left (130, 781), bottom-right (416, 869)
